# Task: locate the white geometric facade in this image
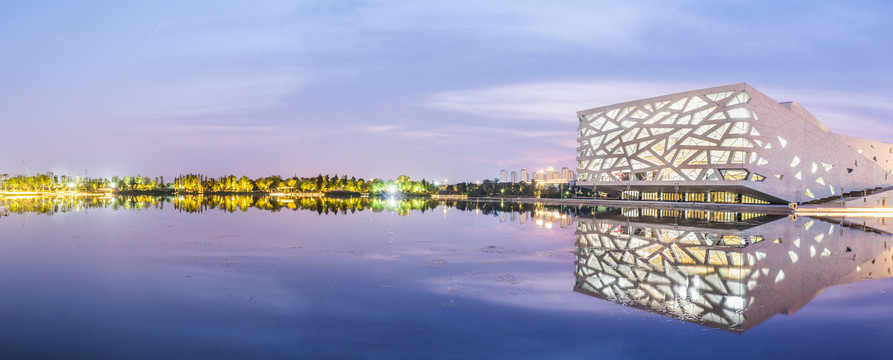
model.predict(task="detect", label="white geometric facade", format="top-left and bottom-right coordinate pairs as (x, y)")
top-left (576, 84), bottom-right (893, 204)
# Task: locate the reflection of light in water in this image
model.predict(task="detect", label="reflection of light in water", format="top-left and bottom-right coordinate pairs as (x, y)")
top-left (545, 222), bottom-right (553, 229)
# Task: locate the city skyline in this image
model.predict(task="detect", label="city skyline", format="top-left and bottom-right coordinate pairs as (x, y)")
top-left (4, 1), bottom-right (893, 182)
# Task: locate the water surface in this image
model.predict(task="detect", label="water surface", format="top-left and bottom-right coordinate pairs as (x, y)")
top-left (1, 196), bottom-right (892, 359)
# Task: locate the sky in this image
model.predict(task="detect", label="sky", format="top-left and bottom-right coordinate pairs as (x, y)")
top-left (3, 0), bottom-right (893, 183)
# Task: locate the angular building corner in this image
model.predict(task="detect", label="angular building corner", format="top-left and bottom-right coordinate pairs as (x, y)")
top-left (575, 83), bottom-right (893, 204)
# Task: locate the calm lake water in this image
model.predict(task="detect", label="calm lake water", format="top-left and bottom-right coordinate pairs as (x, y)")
top-left (1, 196), bottom-right (892, 359)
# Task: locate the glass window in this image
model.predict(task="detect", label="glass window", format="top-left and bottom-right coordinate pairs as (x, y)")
top-left (705, 91), bottom-right (733, 102)
top-left (707, 123), bottom-right (730, 140)
top-left (726, 91), bottom-right (751, 106)
top-left (684, 96), bottom-right (708, 112)
top-left (681, 168), bottom-right (702, 180)
top-left (668, 98), bottom-right (688, 110)
top-left (729, 122), bottom-right (749, 135)
top-left (583, 112), bottom-right (603, 121)
top-left (710, 150), bottom-right (730, 164)
top-left (720, 138), bottom-right (754, 148)
top-left (719, 169), bottom-right (748, 180)
top-left (727, 108), bottom-right (751, 119)
top-left (689, 151), bottom-right (709, 165)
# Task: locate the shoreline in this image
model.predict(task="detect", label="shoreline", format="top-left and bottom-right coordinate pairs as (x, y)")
top-left (460, 197), bottom-right (795, 215)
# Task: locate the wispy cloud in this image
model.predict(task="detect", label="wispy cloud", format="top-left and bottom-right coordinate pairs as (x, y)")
top-left (424, 80), bottom-right (893, 143)
top-left (423, 80), bottom-right (704, 122)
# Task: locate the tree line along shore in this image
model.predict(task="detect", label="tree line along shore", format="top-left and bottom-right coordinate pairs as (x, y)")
top-left (0, 173), bottom-right (577, 198)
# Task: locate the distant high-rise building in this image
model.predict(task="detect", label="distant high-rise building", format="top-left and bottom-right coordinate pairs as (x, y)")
top-left (534, 170), bottom-right (546, 181)
top-left (545, 167), bottom-right (554, 181)
top-left (520, 169), bottom-right (529, 182)
top-left (561, 167), bottom-right (573, 180)
top-left (500, 170), bottom-right (508, 183)
top-left (511, 171), bottom-right (518, 183)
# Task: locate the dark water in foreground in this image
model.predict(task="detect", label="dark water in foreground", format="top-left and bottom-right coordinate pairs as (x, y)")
top-left (1, 196), bottom-right (892, 359)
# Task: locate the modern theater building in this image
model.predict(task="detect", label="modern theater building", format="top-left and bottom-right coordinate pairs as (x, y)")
top-left (575, 83), bottom-right (893, 204)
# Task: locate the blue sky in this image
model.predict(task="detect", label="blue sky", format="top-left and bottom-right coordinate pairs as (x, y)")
top-left (3, 0), bottom-right (893, 182)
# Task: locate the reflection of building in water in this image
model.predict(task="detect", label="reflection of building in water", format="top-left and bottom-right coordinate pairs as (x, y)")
top-left (574, 208), bottom-right (893, 333)
top-left (531, 209), bottom-right (574, 229)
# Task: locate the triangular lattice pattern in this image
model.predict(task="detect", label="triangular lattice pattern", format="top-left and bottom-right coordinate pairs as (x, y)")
top-left (577, 89), bottom-right (768, 183)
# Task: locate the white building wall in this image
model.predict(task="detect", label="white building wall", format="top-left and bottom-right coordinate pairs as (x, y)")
top-left (576, 83), bottom-right (893, 203)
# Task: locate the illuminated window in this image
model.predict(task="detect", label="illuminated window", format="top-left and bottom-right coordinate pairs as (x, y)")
top-left (720, 138), bottom-right (754, 148)
top-left (726, 91), bottom-right (751, 106)
top-left (583, 112), bottom-right (603, 121)
top-left (811, 162), bottom-right (818, 173)
top-left (674, 149), bottom-right (696, 165)
top-left (690, 151), bottom-right (709, 165)
top-left (681, 168), bottom-right (702, 180)
top-left (794, 171), bottom-right (802, 180)
top-left (815, 177), bottom-right (825, 185)
top-left (805, 188), bottom-right (815, 198)
top-left (684, 96), bottom-right (708, 112)
top-left (710, 150), bottom-right (730, 164)
top-left (791, 156), bottom-right (800, 167)
top-left (751, 173), bottom-right (766, 181)
top-left (729, 122), bottom-right (749, 135)
top-left (668, 98), bottom-right (687, 110)
top-left (707, 123), bottom-right (730, 140)
top-left (680, 137), bottom-right (716, 146)
top-left (778, 136), bottom-right (788, 148)
top-left (727, 108), bottom-right (751, 119)
top-left (659, 169), bottom-right (685, 181)
top-left (706, 91), bottom-right (733, 102)
top-left (821, 162), bottom-right (833, 171)
top-left (719, 169), bottom-right (748, 180)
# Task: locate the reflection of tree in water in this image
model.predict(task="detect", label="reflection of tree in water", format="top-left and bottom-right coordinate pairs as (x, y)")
top-left (1, 196), bottom-right (113, 215)
top-left (1, 196), bottom-right (594, 220)
top-left (171, 195), bottom-right (440, 215)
